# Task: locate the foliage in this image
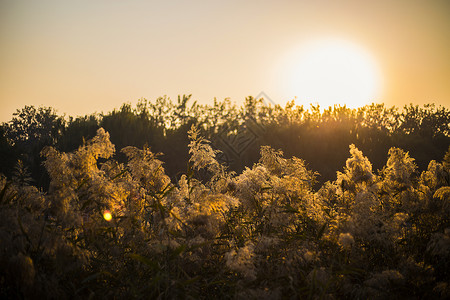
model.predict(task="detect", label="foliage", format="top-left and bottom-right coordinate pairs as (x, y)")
top-left (1, 106), bottom-right (66, 187)
top-left (2, 98), bottom-right (449, 189)
top-left (3, 105), bottom-right (65, 147)
top-left (1, 126), bottom-right (449, 299)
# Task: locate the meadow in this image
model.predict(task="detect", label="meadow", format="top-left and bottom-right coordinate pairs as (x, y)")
top-left (1, 97), bottom-right (449, 299)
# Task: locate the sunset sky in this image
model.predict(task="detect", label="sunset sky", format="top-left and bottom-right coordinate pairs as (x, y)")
top-left (1, 0), bottom-right (449, 122)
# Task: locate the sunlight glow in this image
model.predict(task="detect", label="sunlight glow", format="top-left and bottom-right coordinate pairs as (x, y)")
top-left (286, 38), bottom-right (383, 109)
top-left (103, 210), bottom-right (112, 221)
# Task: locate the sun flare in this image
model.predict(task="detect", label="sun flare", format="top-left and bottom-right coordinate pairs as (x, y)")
top-left (103, 210), bottom-right (112, 221)
top-left (284, 38), bottom-right (383, 109)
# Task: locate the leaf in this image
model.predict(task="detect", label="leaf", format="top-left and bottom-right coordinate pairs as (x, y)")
top-left (0, 181), bottom-right (11, 204)
top-left (75, 177), bottom-right (89, 192)
top-left (282, 204), bottom-right (299, 214)
top-left (126, 253), bottom-right (160, 270)
top-left (182, 276), bottom-right (200, 285)
top-left (80, 198), bottom-right (94, 210)
top-left (316, 222), bottom-right (327, 239)
top-left (17, 214), bottom-right (32, 246)
top-left (260, 186), bottom-right (272, 192)
top-left (170, 244), bottom-right (187, 258)
top-left (339, 266), bottom-right (365, 276)
top-left (111, 168), bottom-right (129, 181)
top-left (161, 183), bottom-right (176, 198)
top-left (81, 272), bottom-right (102, 284)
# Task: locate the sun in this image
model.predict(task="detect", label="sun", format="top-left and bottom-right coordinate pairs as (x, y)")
top-left (283, 38), bottom-right (382, 109)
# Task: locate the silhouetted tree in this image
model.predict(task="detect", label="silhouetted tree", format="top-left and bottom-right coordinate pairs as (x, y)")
top-left (58, 115), bottom-right (100, 152)
top-left (1, 100), bottom-right (449, 187)
top-left (2, 106), bottom-right (65, 187)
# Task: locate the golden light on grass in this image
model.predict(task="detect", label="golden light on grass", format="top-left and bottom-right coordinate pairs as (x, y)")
top-left (284, 38), bottom-right (383, 109)
top-left (103, 210), bottom-right (112, 222)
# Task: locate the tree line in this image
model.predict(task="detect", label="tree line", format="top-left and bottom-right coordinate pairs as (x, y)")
top-left (1, 95), bottom-right (449, 190)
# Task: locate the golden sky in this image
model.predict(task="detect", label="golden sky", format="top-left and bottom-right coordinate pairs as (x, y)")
top-left (1, 0), bottom-right (449, 122)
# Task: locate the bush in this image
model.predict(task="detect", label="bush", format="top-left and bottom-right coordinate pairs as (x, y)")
top-left (1, 126), bottom-right (449, 299)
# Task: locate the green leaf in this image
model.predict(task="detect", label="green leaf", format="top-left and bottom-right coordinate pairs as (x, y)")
top-left (126, 253), bottom-right (160, 270)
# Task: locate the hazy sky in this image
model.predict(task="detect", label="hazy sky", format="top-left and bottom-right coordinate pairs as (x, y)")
top-left (1, 0), bottom-right (449, 122)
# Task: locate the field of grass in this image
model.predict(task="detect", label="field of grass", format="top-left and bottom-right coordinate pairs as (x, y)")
top-left (1, 122), bottom-right (449, 298)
